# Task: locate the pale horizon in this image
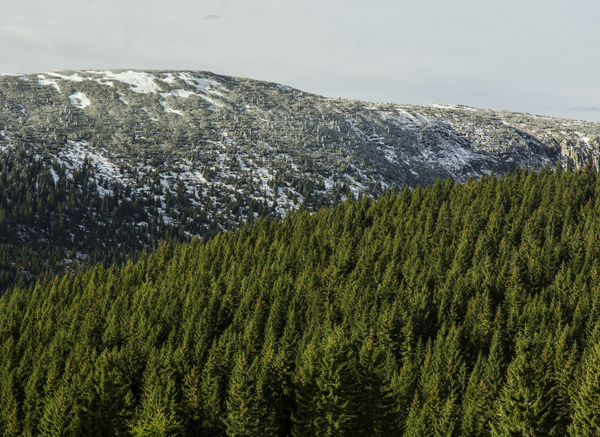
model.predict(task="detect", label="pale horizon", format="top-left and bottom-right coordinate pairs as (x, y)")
top-left (2, 0), bottom-right (599, 122)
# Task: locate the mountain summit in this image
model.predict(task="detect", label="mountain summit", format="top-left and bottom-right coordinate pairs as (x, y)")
top-left (2, 70), bottom-right (599, 196)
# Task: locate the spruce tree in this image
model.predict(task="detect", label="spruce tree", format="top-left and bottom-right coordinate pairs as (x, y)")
top-left (491, 335), bottom-right (558, 436)
top-left (569, 342), bottom-right (600, 436)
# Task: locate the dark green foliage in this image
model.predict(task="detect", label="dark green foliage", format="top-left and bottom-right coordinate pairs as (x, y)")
top-left (0, 140), bottom-right (346, 293)
top-left (569, 342), bottom-right (600, 436)
top-left (3, 167), bottom-right (600, 435)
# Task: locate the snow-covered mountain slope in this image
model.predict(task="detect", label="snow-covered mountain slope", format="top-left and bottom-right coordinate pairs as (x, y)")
top-left (1, 70), bottom-right (599, 242)
top-left (3, 70), bottom-right (600, 194)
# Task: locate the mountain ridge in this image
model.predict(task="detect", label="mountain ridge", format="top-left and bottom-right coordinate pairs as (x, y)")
top-left (0, 69), bottom-right (599, 285)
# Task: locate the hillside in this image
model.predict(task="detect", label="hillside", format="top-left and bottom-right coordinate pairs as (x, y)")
top-left (1, 70), bottom-right (600, 286)
top-left (2, 167), bottom-right (600, 435)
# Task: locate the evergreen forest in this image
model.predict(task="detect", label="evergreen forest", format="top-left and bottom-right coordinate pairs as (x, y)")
top-left (3, 166), bottom-right (600, 435)
top-left (0, 145), bottom-right (280, 290)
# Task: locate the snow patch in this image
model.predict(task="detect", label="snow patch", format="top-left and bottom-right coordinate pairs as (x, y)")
top-left (193, 171), bottom-right (208, 184)
top-left (343, 173), bottom-right (367, 198)
top-left (160, 89), bottom-right (198, 99)
top-left (48, 72), bottom-right (85, 82)
top-left (159, 88), bottom-right (221, 112)
top-left (199, 95), bottom-right (220, 111)
top-left (38, 75), bottom-right (61, 93)
top-left (378, 144), bottom-right (398, 164)
top-left (161, 73), bottom-right (178, 85)
top-left (346, 118), bottom-right (368, 140)
top-left (117, 92), bottom-right (128, 105)
top-left (89, 70), bottom-right (163, 94)
top-left (178, 72), bottom-right (227, 95)
top-left (49, 167), bottom-right (59, 184)
top-left (60, 141), bottom-right (126, 191)
top-left (431, 104), bottom-right (458, 110)
top-left (159, 101), bottom-right (183, 116)
top-left (378, 111), bottom-right (397, 121)
top-left (69, 92), bottom-right (91, 109)
top-left (0, 131), bottom-right (12, 152)
top-left (431, 104), bottom-right (478, 113)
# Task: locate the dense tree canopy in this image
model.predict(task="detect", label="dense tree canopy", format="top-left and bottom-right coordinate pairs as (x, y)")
top-left (2, 166), bottom-right (600, 435)
top-left (0, 145), bottom-right (279, 290)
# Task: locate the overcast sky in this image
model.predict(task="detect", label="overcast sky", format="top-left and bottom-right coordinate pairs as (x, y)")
top-left (2, 0), bottom-right (599, 122)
